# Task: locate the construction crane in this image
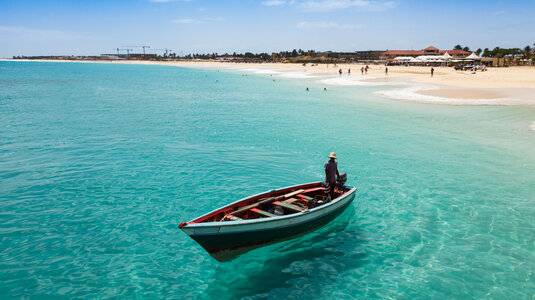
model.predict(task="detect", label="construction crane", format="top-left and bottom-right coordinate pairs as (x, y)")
top-left (141, 46), bottom-right (150, 55)
top-left (123, 45), bottom-right (151, 55)
top-left (149, 48), bottom-right (172, 56)
top-left (115, 48), bottom-right (133, 57)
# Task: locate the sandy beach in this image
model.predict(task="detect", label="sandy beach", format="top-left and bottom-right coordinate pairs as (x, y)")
top-left (3, 59), bottom-right (535, 106)
top-left (149, 61), bottom-right (535, 106)
top-left (172, 61), bottom-right (535, 88)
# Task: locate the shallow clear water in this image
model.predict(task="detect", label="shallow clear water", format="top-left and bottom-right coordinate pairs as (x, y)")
top-left (1, 61), bottom-right (535, 298)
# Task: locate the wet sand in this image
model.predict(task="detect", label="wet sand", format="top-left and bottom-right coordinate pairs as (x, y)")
top-left (416, 89), bottom-right (508, 100)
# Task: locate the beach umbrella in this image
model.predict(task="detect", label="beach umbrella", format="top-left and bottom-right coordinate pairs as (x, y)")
top-left (466, 52), bottom-right (481, 60)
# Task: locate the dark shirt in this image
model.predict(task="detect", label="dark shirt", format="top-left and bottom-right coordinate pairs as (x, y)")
top-left (324, 160), bottom-right (338, 184)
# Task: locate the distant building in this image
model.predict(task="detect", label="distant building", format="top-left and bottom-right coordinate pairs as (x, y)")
top-left (380, 46), bottom-right (471, 60)
top-left (354, 51), bottom-right (384, 61)
top-left (316, 51), bottom-right (350, 59)
top-left (128, 53), bottom-right (158, 60)
top-left (100, 53), bottom-right (158, 60)
top-left (100, 55), bottom-right (121, 60)
top-left (316, 50), bottom-right (384, 61)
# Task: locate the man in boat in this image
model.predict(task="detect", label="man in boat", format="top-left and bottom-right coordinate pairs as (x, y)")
top-left (324, 152), bottom-right (340, 200)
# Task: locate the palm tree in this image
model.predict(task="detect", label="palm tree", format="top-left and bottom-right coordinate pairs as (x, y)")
top-left (525, 45), bottom-right (533, 58)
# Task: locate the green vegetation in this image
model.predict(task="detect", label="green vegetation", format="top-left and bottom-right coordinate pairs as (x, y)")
top-left (13, 44), bottom-right (534, 64)
top-left (456, 44), bottom-right (533, 59)
top-left (482, 47), bottom-right (521, 58)
top-left (185, 49), bottom-right (317, 61)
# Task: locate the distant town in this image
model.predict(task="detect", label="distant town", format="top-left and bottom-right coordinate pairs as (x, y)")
top-left (11, 44), bottom-right (535, 67)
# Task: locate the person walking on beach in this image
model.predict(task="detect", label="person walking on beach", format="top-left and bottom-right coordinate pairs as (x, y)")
top-left (324, 152), bottom-right (340, 200)
top-left (361, 67), bottom-right (364, 75)
top-left (348, 68), bottom-right (351, 75)
top-left (339, 69), bottom-right (342, 76)
top-left (365, 65), bottom-right (369, 74)
top-left (431, 67), bottom-right (434, 77)
top-left (385, 67), bottom-right (388, 75)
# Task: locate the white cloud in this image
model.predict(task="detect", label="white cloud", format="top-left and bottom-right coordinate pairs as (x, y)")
top-left (262, 0), bottom-right (287, 5)
top-left (262, 0), bottom-right (396, 11)
top-left (492, 10), bottom-right (507, 15)
top-left (299, 0), bottom-right (396, 11)
top-left (297, 21), bottom-right (361, 29)
top-left (172, 17), bottom-right (224, 24)
top-left (173, 18), bottom-right (203, 24)
top-left (150, 0), bottom-right (192, 2)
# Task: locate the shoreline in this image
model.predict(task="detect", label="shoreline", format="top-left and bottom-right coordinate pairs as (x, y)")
top-left (2, 58), bottom-right (535, 106)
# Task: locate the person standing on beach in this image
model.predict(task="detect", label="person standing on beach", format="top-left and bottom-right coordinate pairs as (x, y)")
top-left (339, 69), bottom-right (342, 76)
top-left (348, 68), bottom-right (351, 75)
top-left (385, 67), bottom-right (388, 75)
top-left (324, 152), bottom-right (340, 200)
top-left (361, 67), bottom-right (364, 75)
top-left (431, 67), bottom-right (434, 77)
top-left (365, 65), bottom-right (369, 74)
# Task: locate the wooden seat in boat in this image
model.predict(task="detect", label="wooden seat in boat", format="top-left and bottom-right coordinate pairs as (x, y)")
top-left (229, 189), bottom-right (305, 217)
top-left (250, 208), bottom-right (277, 218)
top-left (273, 201), bottom-right (305, 212)
top-left (302, 187), bottom-right (325, 193)
top-left (296, 194), bottom-right (313, 202)
top-left (282, 197), bottom-right (300, 204)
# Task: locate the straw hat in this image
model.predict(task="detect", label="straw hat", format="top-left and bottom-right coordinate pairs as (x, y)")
top-left (328, 152), bottom-right (337, 159)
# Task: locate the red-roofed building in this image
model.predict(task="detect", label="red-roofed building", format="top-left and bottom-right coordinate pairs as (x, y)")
top-left (439, 49), bottom-right (471, 56)
top-left (424, 46), bottom-right (439, 55)
top-left (380, 46), bottom-right (471, 60)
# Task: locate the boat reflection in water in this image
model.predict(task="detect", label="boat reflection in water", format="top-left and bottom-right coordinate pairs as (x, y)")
top-left (179, 178), bottom-right (357, 261)
top-left (204, 207), bottom-right (360, 299)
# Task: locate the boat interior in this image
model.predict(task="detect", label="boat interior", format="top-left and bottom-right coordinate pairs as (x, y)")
top-left (190, 183), bottom-right (350, 223)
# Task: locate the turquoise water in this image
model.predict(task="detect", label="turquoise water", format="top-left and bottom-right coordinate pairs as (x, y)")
top-left (1, 61), bottom-right (535, 298)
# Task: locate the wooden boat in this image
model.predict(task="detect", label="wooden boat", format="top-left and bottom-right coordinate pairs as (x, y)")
top-left (179, 180), bottom-right (357, 261)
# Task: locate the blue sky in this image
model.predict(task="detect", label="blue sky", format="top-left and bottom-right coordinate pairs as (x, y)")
top-left (1, 0), bottom-right (534, 57)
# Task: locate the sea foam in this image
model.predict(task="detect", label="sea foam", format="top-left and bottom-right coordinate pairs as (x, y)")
top-left (376, 86), bottom-right (513, 106)
top-left (317, 76), bottom-right (407, 87)
top-left (530, 121), bottom-right (535, 131)
top-left (239, 68), bottom-right (280, 75)
top-left (276, 71), bottom-right (314, 79)
top-left (318, 76), bottom-right (377, 86)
